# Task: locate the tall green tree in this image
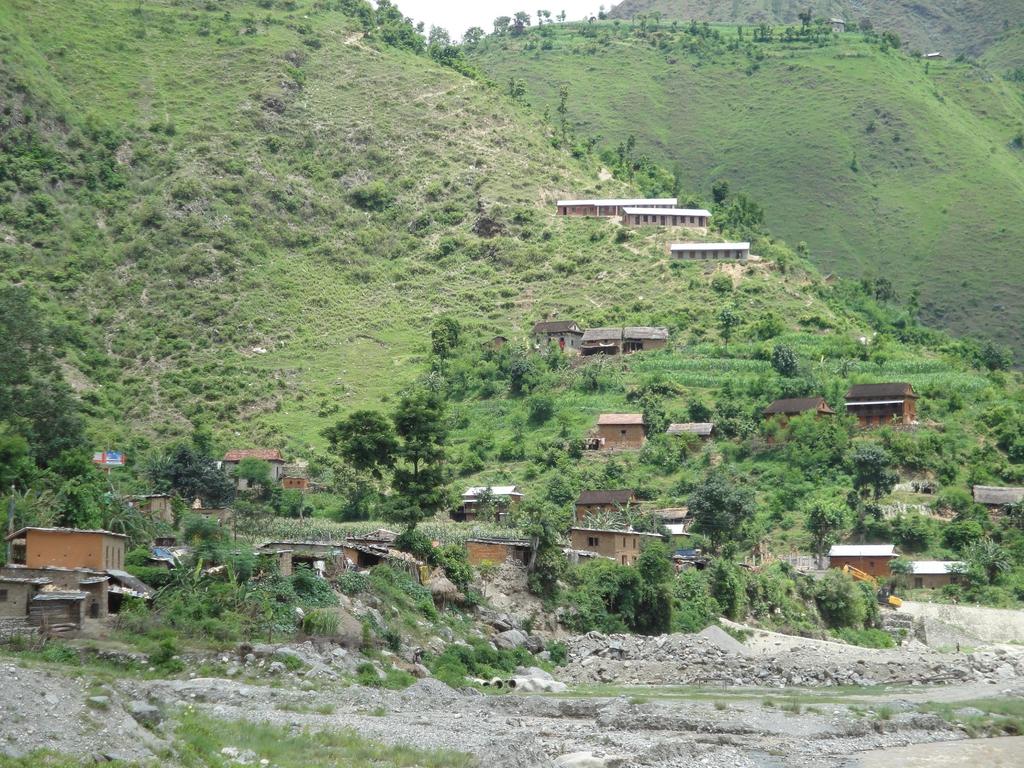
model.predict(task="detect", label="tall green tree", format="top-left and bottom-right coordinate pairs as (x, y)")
top-left (848, 443), bottom-right (897, 500)
top-left (687, 470), bottom-right (756, 551)
top-left (717, 306), bottom-right (740, 347)
top-left (804, 493), bottom-right (848, 566)
top-left (323, 410), bottom-right (398, 478)
top-left (390, 388), bottom-right (447, 528)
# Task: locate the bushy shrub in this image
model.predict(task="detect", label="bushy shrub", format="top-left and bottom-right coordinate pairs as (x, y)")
top-left (832, 627), bottom-right (895, 648)
top-left (291, 566), bottom-right (337, 606)
top-left (813, 570), bottom-right (867, 628)
top-left (672, 569), bottom-right (721, 632)
top-left (336, 570), bottom-right (368, 595)
top-left (302, 609), bottom-right (340, 637)
top-left (426, 638), bottom-right (535, 687)
top-left (348, 181), bottom-right (394, 211)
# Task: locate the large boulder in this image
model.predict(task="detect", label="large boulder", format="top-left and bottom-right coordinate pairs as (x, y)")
top-left (494, 628), bottom-right (529, 650)
top-left (127, 700), bottom-right (163, 726)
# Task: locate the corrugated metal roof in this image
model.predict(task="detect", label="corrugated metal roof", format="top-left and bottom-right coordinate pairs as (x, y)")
top-left (6, 527), bottom-right (127, 541)
top-left (532, 320), bottom-right (581, 334)
top-left (909, 560), bottom-right (963, 575)
top-left (973, 486), bottom-right (1024, 505)
top-left (621, 207), bottom-right (710, 217)
top-left (462, 486), bottom-right (522, 498)
top-left (846, 383), bottom-right (915, 399)
top-left (666, 423), bottom-right (714, 436)
top-left (670, 242), bottom-right (750, 251)
top-left (32, 591), bottom-right (87, 602)
top-left (623, 326), bottom-right (668, 340)
top-left (570, 527), bottom-right (663, 537)
top-left (829, 544), bottom-right (897, 557)
top-left (557, 198), bottom-right (676, 207)
top-left (582, 327), bottom-right (623, 342)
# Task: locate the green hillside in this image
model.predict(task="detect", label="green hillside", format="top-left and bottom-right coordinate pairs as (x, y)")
top-left (608, 0), bottom-right (1024, 57)
top-left (469, 21), bottom-right (1024, 357)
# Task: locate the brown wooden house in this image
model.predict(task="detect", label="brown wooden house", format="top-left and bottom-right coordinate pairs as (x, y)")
top-left (568, 527), bottom-right (663, 566)
top-left (828, 544), bottom-right (898, 579)
top-left (556, 198), bottom-right (676, 217)
top-left (465, 537), bottom-right (532, 566)
top-left (575, 489), bottom-right (637, 521)
top-left (6, 528), bottom-right (127, 572)
top-left (762, 397), bottom-right (835, 423)
top-left (845, 383), bottom-right (918, 427)
top-left (532, 320), bottom-right (584, 354)
top-left (594, 414), bottom-right (647, 450)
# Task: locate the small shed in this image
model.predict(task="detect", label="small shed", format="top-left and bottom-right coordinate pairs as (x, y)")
top-left (829, 18), bottom-right (846, 32)
top-left (581, 327), bottom-right (623, 356)
top-left (972, 486), bottom-right (1024, 510)
top-left (666, 422), bottom-right (714, 439)
top-left (30, 592), bottom-right (87, 631)
top-left (763, 397), bottom-right (835, 421)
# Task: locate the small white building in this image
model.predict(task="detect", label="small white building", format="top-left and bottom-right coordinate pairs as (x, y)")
top-left (669, 242), bottom-right (750, 261)
top-left (829, 18), bottom-right (846, 33)
top-left (621, 207), bottom-right (710, 229)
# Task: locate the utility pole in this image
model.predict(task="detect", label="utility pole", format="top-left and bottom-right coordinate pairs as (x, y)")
top-left (6, 485), bottom-right (15, 564)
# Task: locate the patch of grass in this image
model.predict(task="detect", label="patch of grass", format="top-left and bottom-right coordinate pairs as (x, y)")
top-left (831, 627), bottom-right (896, 649)
top-left (919, 696), bottom-right (1024, 737)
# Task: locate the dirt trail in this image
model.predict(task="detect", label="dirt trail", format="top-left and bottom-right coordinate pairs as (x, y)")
top-left (849, 735), bottom-right (1024, 767)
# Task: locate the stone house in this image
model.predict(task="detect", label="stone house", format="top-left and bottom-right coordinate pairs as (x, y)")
top-left (575, 489), bottom-right (637, 521)
top-left (0, 565), bottom-right (110, 619)
top-left (531, 320), bottom-right (584, 354)
top-left (828, 544), bottom-right (898, 579)
top-left (845, 383), bottom-right (918, 428)
top-left (581, 327), bottom-right (623, 356)
top-left (568, 527), bottom-right (663, 566)
top-left (0, 575), bottom-right (50, 619)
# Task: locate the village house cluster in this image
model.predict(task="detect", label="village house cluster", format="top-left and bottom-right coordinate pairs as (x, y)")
top-left (531, 321), bottom-right (668, 356)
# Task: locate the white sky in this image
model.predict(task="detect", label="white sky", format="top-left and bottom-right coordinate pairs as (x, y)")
top-left (394, 1), bottom-right (607, 40)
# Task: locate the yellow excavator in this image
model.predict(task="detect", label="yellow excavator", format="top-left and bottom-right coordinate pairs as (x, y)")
top-left (842, 564), bottom-right (903, 608)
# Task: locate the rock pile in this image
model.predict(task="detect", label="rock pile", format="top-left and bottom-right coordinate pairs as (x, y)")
top-left (561, 630), bottom-right (1024, 687)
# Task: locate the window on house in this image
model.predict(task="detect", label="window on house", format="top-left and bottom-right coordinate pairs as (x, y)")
top-left (588, 536), bottom-right (599, 547)
top-left (0, 590), bottom-right (7, 602)
top-left (622, 555), bottom-right (627, 564)
top-left (914, 577), bottom-right (923, 589)
top-left (620, 429), bottom-right (627, 436)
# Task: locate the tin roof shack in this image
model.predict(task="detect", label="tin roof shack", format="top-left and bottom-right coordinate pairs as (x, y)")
top-left (908, 561), bottom-right (964, 589)
top-left (569, 527), bottom-right (663, 566)
top-left (6, 527), bottom-right (127, 572)
top-left (30, 592), bottom-right (86, 632)
top-left (465, 537), bottom-right (532, 567)
top-left (828, 544), bottom-right (898, 579)
top-left (621, 207), bottom-right (710, 229)
top-left (133, 493), bottom-right (174, 524)
top-left (1, 565), bottom-right (112, 618)
top-left (593, 414), bottom-right (647, 451)
top-left (0, 575), bottom-right (50, 618)
top-left (556, 198), bottom-right (676, 217)
top-left (972, 485), bottom-right (1024, 512)
top-left (669, 242), bottom-right (750, 261)
top-left (762, 397), bottom-right (835, 424)
top-left (622, 327), bottom-right (668, 354)
top-left (581, 327), bottom-right (622, 356)
top-left (222, 449), bottom-right (286, 489)
top-left (453, 485), bottom-right (524, 523)
top-left (532, 320), bottom-right (584, 355)
top-left (845, 383), bottom-right (918, 428)
top-left (666, 422), bottom-right (714, 439)
top-left (575, 489), bottom-right (637, 522)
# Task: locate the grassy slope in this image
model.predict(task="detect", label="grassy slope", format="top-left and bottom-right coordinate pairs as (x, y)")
top-left (607, 0), bottom-right (1024, 57)
top-left (470, 24), bottom-right (1024, 356)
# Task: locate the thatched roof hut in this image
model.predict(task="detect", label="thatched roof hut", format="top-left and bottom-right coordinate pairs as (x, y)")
top-left (426, 569), bottom-right (463, 606)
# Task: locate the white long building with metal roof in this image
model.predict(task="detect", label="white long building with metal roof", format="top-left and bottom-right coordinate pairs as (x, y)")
top-left (669, 242), bottom-right (750, 261)
top-left (556, 198), bottom-right (676, 217)
top-left (621, 207), bottom-right (710, 228)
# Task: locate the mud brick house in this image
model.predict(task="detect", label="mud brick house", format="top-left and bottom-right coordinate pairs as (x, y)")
top-left (6, 527), bottom-right (127, 572)
top-left (845, 383), bottom-right (918, 427)
top-left (0, 565), bottom-right (112, 619)
top-left (465, 537), bottom-right (532, 566)
top-left (575, 489), bottom-right (638, 522)
top-left (666, 422), bottom-right (714, 440)
top-left (581, 327), bottom-right (622, 356)
top-left (453, 485), bottom-right (524, 523)
top-left (762, 397), bottom-right (835, 423)
top-left (221, 449), bottom-right (287, 490)
top-left (669, 242), bottom-right (750, 261)
top-left (908, 561), bottom-right (963, 589)
top-left (569, 527), bottom-right (663, 566)
top-left (556, 198), bottom-right (676, 217)
top-left (531, 320), bottom-right (584, 354)
top-left (973, 485), bottom-right (1024, 512)
top-left (621, 207), bottom-right (710, 229)
top-left (828, 544), bottom-right (898, 579)
top-left (623, 327), bottom-right (668, 353)
top-left (132, 493), bottom-right (173, 524)
top-left (594, 414), bottom-right (647, 450)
